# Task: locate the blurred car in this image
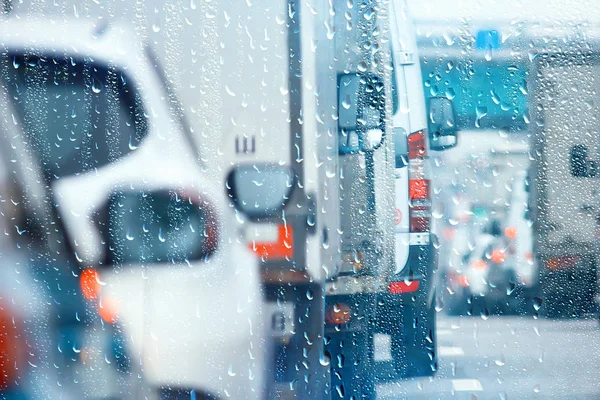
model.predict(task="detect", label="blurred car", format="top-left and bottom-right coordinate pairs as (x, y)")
top-left (0, 18), bottom-right (264, 399)
top-left (0, 175), bottom-right (72, 399)
top-left (446, 220), bottom-right (518, 315)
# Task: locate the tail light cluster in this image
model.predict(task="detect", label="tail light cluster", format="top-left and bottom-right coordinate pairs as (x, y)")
top-left (0, 303), bottom-right (25, 390)
top-left (546, 256), bottom-right (579, 271)
top-left (80, 268), bottom-right (118, 324)
top-left (408, 130), bottom-right (431, 232)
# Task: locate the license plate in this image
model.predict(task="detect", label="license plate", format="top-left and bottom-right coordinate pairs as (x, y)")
top-left (265, 302), bottom-right (295, 338)
top-left (374, 333), bottom-right (392, 361)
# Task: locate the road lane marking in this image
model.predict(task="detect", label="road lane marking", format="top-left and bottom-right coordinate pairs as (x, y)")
top-left (439, 346), bottom-right (464, 357)
top-left (452, 379), bottom-right (483, 392)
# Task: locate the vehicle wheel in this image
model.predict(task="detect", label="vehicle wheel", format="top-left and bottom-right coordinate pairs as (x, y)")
top-left (329, 329), bottom-right (375, 400)
top-left (391, 302), bottom-right (437, 378)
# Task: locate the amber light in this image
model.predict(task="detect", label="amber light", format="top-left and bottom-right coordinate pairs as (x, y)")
top-left (325, 303), bottom-right (351, 325)
top-left (80, 268), bottom-right (102, 301)
top-left (490, 249), bottom-right (506, 264)
top-left (249, 224), bottom-right (293, 260)
top-left (472, 259), bottom-right (488, 270)
top-left (98, 296), bottom-right (119, 324)
top-left (457, 274), bottom-right (470, 287)
top-left (505, 226), bottom-right (518, 240)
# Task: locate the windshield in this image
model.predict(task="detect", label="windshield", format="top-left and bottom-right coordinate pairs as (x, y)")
top-left (3, 55), bottom-right (147, 178)
top-left (422, 57), bottom-right (529, 131)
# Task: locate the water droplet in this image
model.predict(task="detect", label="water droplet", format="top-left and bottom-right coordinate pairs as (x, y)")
top-left (320, 351), bottom-right (331, 366)
top-left (494, 353), bottom-right (505, 366)
top-left (533, 297), bottom-right (543, 311)
top-left (341, 95), bottom-right (352, 110)
top-left (435, 296), bottom-right (444, 312)
top-left (92, 77), bottom-right (102, 94)
top-left (480, 307), bottom-right (489, 320)
top-left (484, 45), bottom-right (493, 61)
top-left (357, 61), bottom-right (367, 73)
top-left (227, 364), bottom-right (236, 376)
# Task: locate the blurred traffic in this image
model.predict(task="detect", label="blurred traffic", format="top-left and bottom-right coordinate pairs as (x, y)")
top-left (0, 0), bottom-right (598, 399)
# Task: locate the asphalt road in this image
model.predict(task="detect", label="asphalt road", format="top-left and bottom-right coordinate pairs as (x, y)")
top-left (377, 314), bottom-right (600, 399)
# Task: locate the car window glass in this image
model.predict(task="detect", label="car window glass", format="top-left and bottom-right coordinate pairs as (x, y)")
top-left (2, 55), bottom-right (147, 178)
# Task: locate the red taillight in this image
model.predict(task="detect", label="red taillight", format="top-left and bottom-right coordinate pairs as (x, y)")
top-left (409, 179), bottom-right (429, 200)
top-left (408, 130), bottom-right (431, 233)
top-left (80, 268), bottom-right (102, 301)
top-left (546, 256), bottom-right (579, 271)
top-left (0, 304), bottom-right (25, 390)
top-left (388, 280), bottom-right (420, 294)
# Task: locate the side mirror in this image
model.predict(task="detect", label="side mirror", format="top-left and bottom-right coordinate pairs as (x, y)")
top-left (226, 165), bottom-right (294, 219)
top-left (338, 73), bottom-right (385, 154)
top-left (427, 97), bottom-right (458, 151)
top-left (99, 190), bottom-right (219, 266)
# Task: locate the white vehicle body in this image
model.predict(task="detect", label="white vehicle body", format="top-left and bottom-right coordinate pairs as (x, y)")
top-left (0, 18), bottom-right (263, 399)
top-left (506, 170), bottom-right (537, 288)
top-left (528, 39), bottom-right (600, 315)
top-left (390, 0), bottom-right (427, 271)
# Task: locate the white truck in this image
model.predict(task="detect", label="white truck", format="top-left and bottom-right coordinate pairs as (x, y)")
top-left (528, 35), bottom-right (600, 317)
top-left (0, 16), bottom-right (264, 400)
top-left (223, 0), bottom-right (457, 395)
top-left (370, 0), bottom-right (458, 381)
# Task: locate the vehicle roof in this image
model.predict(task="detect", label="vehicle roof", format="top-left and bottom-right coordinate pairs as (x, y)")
top-left (0, 17), bottom-right (142, 69)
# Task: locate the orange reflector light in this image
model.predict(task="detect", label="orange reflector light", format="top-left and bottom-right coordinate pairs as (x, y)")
top-left (490, 249), bottom-right (506, 264)
top-left (325, 303), bottom-right (351, 325)
top-left (457, 274), bottom-right (470, 287)
top-left (388, 280), bottom-right (421, 294)
top-left (80, 269), bottom-right (102, 301)
top-left (98, 296), bottom-right (119, 324)
top-left (505, 226), bottom-right (518, 240)
top-left (472, 259), bottom-right (488, 270)
top-left (250, 224), bottom-right (293, 260)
